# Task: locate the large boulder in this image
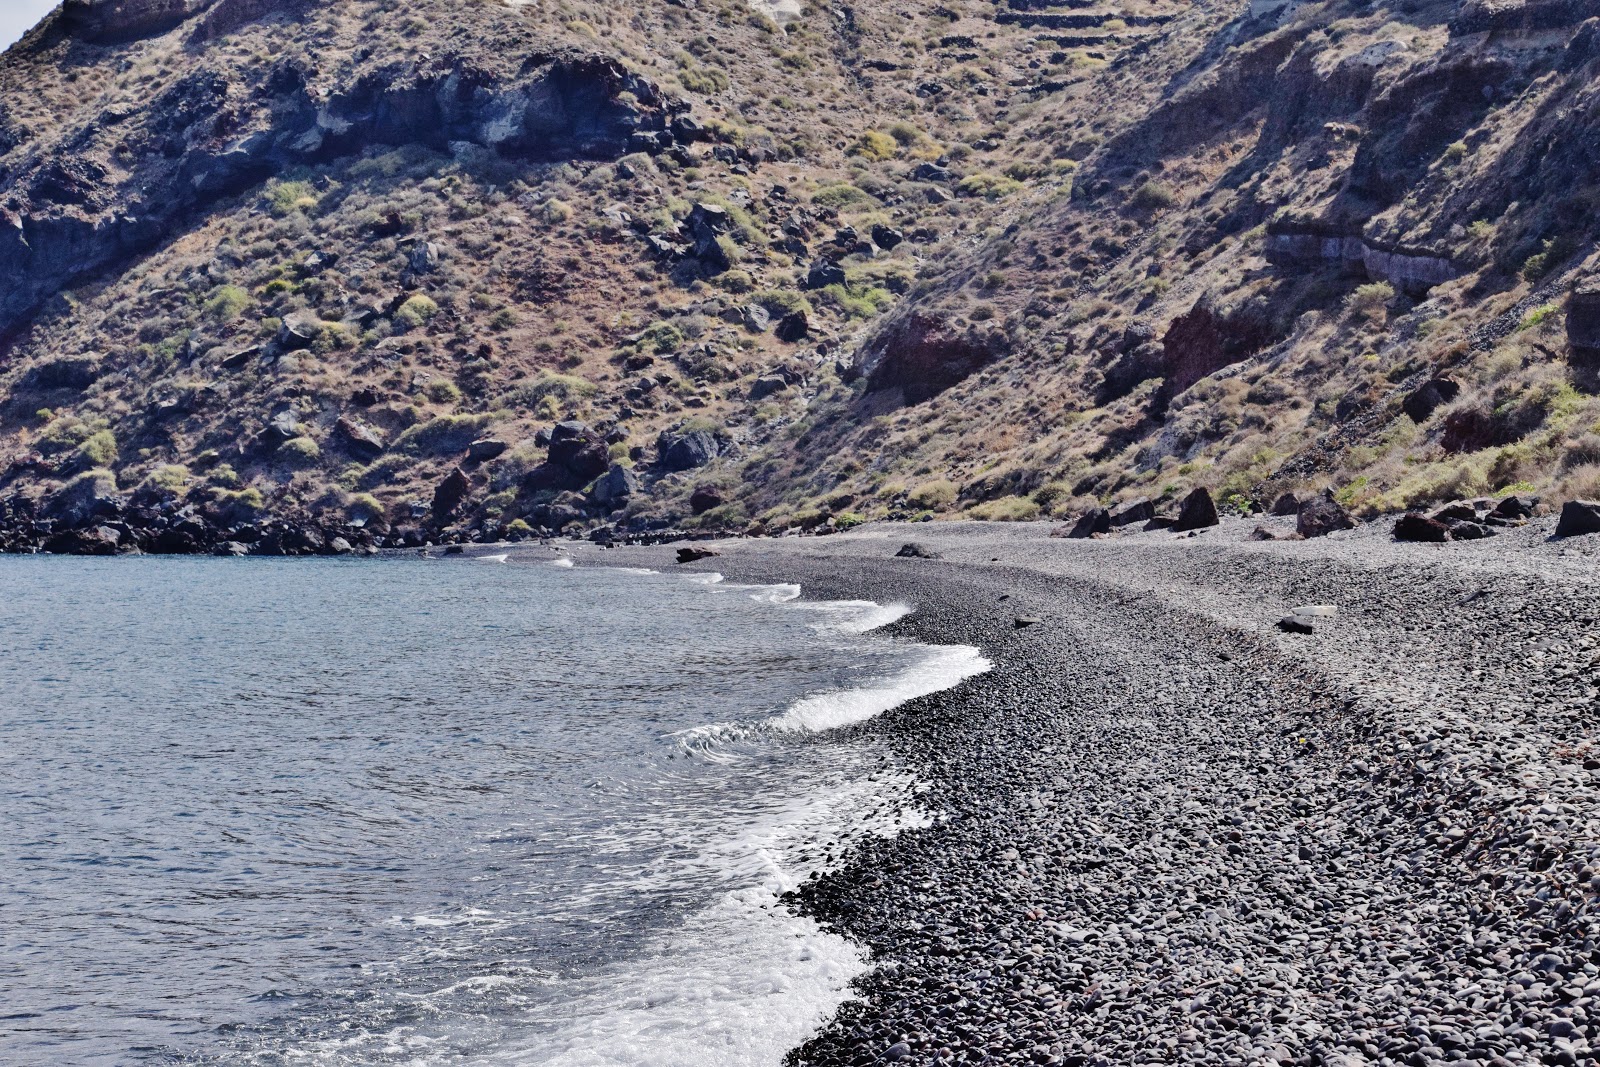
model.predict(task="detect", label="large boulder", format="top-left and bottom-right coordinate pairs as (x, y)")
top-left (804, 258), bottom-right (847, 290)
top-left (658, 429), bottom-right (721, 471)
top-left (23, 356), bottom-right (104, 392)
top-left (431, 467), bottom-right (473, 522)
top-left (527, 421), bottom-right (610, 491)
top-left (590, 464), bottom-right (639, 507)
top-left (856, 314), bottom-right (1006, 405)
top-left (1491, 494), bottom-right (1538, 520)
top-left (1172, 488), bottom-right (1219, 532)
top-left (467, 438), bottom-right (509, 463)
top-left (1393, 512), bottom-right (1451, 542)
top-left (1059, 507), bottom-right (1111, 539)
top-left (1270, 492), bottom-right (1300, 517)
top-left (259, 409), bottom-right (302, 451)
top-left (334, 416), bottom-right (384, 460)
top-left (689, 485), bottom-right (725, 515)
top-left (1109, 498), bottom-right (1155, 527)
top-left (42, 524), bottom-right (121, 555)
top-left (748, 374), bottom-right (788, 400)
top-left (549, 422), bottom-right (610, 479)
top-left (1554, 500), bottom-right (1600, 537)
top-left (1296, 495), bottom-right (1355, 539)
top-left (45, 470), bottom-right (121, 528)
top-left (1401, 377), bottom-right (1461, 423)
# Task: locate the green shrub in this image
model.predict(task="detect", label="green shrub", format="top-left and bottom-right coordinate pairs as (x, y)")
top-left (392, 414), bottom-right (493, 455)
top-left (755, 289), bottom-right (813, 317)
top-left (1345, 282), bottom-right (1395, 321)
top-left (214, 487), bottom-right (266, 520)
top-left (348, 493), bottom-right (385, 522)
top-left (908, 478), bottom-right (958, 509)
top-left (504, 372), bottom-right (597, 409)
top-left (204, 285), bottom-right (251, 322)
top-left (425, 379), bottom-right (463, 404)
top-left (717, 270), bottom-right (755, 294)
top-left (819, 283), bottom-right (894, 320)
top-left (279, 436), bottom-right (322, 465)
top-left (849, 131), bottom-right (898, 161)
top-left (266, 179), bottom-right (319, 216)
top-left (148, 464), bottom-right (190, 492)
top-left (77, 429), bottom-right (117, 467)
top-left (967, 496), bottom-right (1041, 521)
top-left (811, 184), bottom-right (879, 210)
top-left (1520, 303), bottom-right (1561, 331)
top-left (958, 173), bottom-right (1024, 200)
top-left (640, 321), bottom-right (685, 354)
top-left (1129, 180), bottom-right (1177, 212)
top-left (677, 58), bottom-right (730, 94)
top-left (395, 294), bottom-right (439, 328)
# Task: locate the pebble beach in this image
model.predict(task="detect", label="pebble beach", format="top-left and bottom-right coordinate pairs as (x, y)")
top-left (526, 516), bottom-right (1600, 1067)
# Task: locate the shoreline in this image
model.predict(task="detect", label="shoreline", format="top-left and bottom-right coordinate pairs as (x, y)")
top-left (529, 517), bottom-right (1600, 1067)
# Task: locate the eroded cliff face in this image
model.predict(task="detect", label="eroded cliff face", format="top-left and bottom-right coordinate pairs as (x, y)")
top-left (0, 30), bottom-right (676, 342)
top-left (59, 0), bottom-right (221, 42)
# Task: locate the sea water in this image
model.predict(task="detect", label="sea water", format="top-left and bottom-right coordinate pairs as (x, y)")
top-left (0, 557), bottom-right (986, 1066)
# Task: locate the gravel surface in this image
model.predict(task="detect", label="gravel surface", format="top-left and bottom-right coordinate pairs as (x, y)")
top-left (501, 516), bottom-right (1600, 1067)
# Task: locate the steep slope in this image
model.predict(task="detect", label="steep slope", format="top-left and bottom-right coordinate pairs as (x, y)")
top-left (749, 0), bottom-right (1600, 529)
top-left (1, 0), bottom-right (1598, 553)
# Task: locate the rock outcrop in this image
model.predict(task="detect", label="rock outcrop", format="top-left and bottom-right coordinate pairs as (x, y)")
top-left (857, 315), bottom-right (1006, 405)
top-left (0, 47), bottom-right (679, 341)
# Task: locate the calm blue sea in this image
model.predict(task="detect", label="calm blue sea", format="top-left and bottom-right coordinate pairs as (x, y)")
top-left (0, 556), bottom-right (985, 1066)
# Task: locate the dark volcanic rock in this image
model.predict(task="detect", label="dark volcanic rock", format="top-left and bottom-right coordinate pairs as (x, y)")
top-left (1296, 495), bottom-right (1355, 539)
top-left (334, 416), bottom-right (384, 460)
top-left (774, 310), bottom-right (810, 343)
top-left (657, 429), bottom-right (720, 471)
top-left (1060, 507), bottom-right (1111, 539)
top-left (467, 438), bottom-right (509, 463)
top-left (676, 546), bottom-right (719, 563)
top-left (1270, 492), bottom-right (1300, 517)
top-left (689, 485), bottom-right (725, 515)
top-left (1492, 494), bottom-right (1538, 520)
top-left (857, 315), bottom-right (1005, 405)
top-left (1172, 487), bottom-right (1219, 532)
top-left (527, 421), bottom-right (610, 491)
top-left (23, 356), bottom-right (103, 392)
top-left (1109, 498), bottom-right (1154, 527)
top-left (894, 542), bottom-right (940, 559)
top-left (1393, 512), bottom-right (1451, 542)
top-left (42, 524), bottom-right (120, 555)
top-left (804, 258), bottom-right (847, 290)
top-left (1402, 376), bottom-right (1461, 423)
top-left (431, 467), bottom-right (473, 522)
top-left (1554, 499), bottom-right (1600, 537)
top-left (589, 463), bottom-right (638, 507)
top-left (748, 374), bottom-right (788, 400)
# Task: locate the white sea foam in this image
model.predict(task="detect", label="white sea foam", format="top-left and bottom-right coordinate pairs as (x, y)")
top-left (476, 554), bottom-right (508, 563)
top-left (547, 558), bottom-right (575, 568)
top-left (747, 583), bottom-right (802, 604)
top-left (806, 599), bottom-right (913, 634)
top-left (490, 775), bottom-right (926, 1067)
top-left (683, 572), bottom-right (724, 584)
top-left (770, 644), bottom-right (990, 734)
top-left (497, 888), bottom-right (866, 1067)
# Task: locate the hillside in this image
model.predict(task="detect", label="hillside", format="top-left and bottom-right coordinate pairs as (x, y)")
top-left (0, 0), bottom-right (1598, 553)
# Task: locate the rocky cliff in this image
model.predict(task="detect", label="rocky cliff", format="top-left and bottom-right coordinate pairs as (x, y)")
top-left (0, 0), bottom-right (1598, 553)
